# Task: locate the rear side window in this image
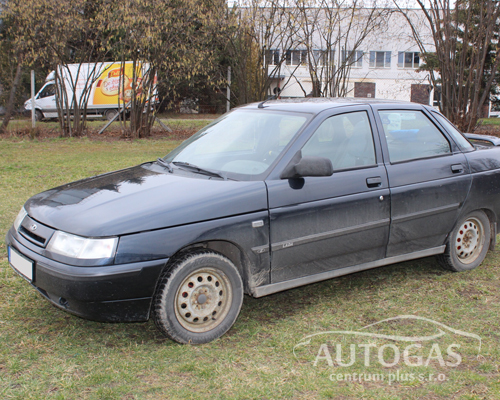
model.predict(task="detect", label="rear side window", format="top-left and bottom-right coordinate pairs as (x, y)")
top-left (302, 111), bottom-right (376, 170)
top-left (379, 110), bottom-right (451, 163)
top-left (431, 111), bottom-right (474, 152)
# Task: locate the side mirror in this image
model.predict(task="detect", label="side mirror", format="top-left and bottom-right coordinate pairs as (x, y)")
top-left (280, 150), bottom-right (334, 179)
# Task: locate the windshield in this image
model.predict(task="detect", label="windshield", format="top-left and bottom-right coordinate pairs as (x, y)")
top-left (163, 109), bottom-right (309, 180)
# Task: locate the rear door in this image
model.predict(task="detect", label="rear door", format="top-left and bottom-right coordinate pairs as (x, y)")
top-left (372, 105), bottom-right (472, 257)
top-left (266, 106), bottom-right (391, 283)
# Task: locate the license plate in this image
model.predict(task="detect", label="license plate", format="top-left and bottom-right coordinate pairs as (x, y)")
top-left (8, 246), bottom-right (33, 281)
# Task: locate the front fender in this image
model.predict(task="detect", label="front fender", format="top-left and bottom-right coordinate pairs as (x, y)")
top-left (115, 211), bottom-right (271, 291)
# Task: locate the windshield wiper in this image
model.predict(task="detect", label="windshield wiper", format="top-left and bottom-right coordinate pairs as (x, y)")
top-left (156, 157), bottom-right (173, 173)
top-left (173, 161), bottom-right (227, 180)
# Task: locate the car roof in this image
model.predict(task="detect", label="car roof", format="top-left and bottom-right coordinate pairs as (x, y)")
top-left (239, 97), bottom-right (422, 114)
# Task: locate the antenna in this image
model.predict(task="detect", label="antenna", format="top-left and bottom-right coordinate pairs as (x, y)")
top-left (258, 93), bottom-right (279, 109)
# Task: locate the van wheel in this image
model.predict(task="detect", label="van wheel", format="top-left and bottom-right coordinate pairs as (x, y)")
top-left (105, 109), bottom-right (119, 121)
top-left (153, 251), bottom-right (243, 344)
top-left (35, 110), bottom-right (43, 122)
top-left (438, 210), bottom-right (490, 272)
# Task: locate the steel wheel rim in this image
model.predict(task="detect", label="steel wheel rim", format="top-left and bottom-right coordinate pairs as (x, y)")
top-left (455, 217), bottom-right (485, 264)
top-left (174, 267), bottom-right (232, 333)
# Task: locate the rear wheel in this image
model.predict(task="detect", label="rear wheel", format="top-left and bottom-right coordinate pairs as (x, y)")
top-left (105, 109), bottom-right (119, 121)
top-left (153, 251), bottom-right (243, 344)
top-left (438, 210), bottom-right (490, 272)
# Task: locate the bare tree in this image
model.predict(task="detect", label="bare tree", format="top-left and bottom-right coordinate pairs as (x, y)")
top-left (0, 57), bottom-right (23, 133)
top-left (4, 0), bottom-right (227, 137)
top-left (3, 0), bottom-right (114, 136)
top-left (0, 1), bottom-right (36, 133)
top-left (220, 0), bottom-right (302, 105)
top-left (396, 0), bottom-right (500, 132)
top-left (224, 0), bottom-right (391, 101)
top-left (101, 0), bottom-right (224, 137)
top-left (294, 0), bottom-right (391, 97)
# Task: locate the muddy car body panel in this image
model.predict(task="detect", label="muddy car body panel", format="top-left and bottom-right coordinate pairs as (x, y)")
top-left (7, 98), bottom-right (500, 343)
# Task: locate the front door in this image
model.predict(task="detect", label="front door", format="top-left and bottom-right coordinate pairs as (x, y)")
top-left (36, 83), bottom-right (57, 114)
top-left (266, 107), bottom-right (391, 283)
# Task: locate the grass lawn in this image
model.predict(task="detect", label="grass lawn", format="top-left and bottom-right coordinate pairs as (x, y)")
top-left (5, 117), bottom-right (215, 135)
top-left (479, 118), bottom-right (500, 126)
top-left (1, 137), bottom-right (500, 399)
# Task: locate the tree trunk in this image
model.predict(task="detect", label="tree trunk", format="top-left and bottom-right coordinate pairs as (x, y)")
top-left (1, 61), bottom-right (23, 133)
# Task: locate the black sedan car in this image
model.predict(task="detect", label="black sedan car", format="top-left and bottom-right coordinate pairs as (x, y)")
top-left (6, 98), bottom-right (500, 344)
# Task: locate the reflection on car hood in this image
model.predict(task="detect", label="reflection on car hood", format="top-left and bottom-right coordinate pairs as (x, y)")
top-left (25, 165), bottom-right (268, 237)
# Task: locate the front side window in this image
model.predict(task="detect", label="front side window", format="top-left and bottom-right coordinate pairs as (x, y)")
top-left (342, 50), bottom-right (363, 68)
top-left (164, 110), bottom-right (309, 180)
top-left (39, 84), bottom-right (56, 99)
top-left (302, 111), bottom-right (376, 170)
top-left (369, 51), bottom-right (391, 68)
top-left (379, 110), bottom-right (451, 163)
top-left (398, 51), bottom-right (420, 68)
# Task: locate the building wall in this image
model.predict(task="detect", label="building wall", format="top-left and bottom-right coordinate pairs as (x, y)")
top-left (266, 9), bottom-right (435, 104)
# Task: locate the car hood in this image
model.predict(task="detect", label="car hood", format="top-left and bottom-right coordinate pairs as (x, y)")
top-left (25, 164), bottom-right (268, 237)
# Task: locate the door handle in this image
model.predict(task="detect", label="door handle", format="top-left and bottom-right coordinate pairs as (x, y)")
top-left (451, 164), bottom-right (464, 174)
top-left (366, 176), bottom-right (382, 187)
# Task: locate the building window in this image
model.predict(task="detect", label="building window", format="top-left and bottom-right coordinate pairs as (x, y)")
top-left (398, 52), bottom-right (420, 68)
top-left (369, 51), bottom-right (391, 68)
top-left (433, 85), bottom-right (442, 108)
top-left (286, 50), bottom-right (308, 66)
top-left (342, 50), bottom-right (363, 68)
top-left (312, 50), bottom-right (334, 66)
top-left (265, 50), bottom-right (280, 66)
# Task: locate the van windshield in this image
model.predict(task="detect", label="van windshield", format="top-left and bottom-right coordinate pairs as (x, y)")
top-left (162, 109), bottom-right (309, 180)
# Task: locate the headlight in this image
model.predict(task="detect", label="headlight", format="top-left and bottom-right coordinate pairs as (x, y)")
top-left (47, 231), bottom-right (118, 259)
top-left (14, 207), bottom-right (28, 231)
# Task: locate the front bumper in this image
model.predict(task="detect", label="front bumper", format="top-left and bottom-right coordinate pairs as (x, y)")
top-left (6, 229), bottom-right (168, 322)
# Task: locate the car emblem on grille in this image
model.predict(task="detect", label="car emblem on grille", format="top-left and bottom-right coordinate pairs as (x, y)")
top-left (30, 224), bottom-right (37, 231)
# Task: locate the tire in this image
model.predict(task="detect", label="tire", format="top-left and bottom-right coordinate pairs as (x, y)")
top-left (153, 251), bottom-right (243, 344)
top-left (105, 109), bottom-right (119, 121)
top-left (35, 110), bottom-right (43, 122)
top-left (438, 210), bottom-right (490, 272)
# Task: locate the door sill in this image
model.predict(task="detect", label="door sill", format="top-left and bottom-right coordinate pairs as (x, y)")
top-left (251, 246), bottom-right (446, 298)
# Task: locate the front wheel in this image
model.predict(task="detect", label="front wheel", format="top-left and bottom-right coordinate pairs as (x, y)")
top-left (438, 210), bottom-right (490, 272)
top-left (153, 251), bottom-right (243, 344)
top-left (35, 110), bottom-right (43, 122)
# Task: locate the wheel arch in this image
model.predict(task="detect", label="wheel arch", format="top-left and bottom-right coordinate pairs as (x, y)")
top-left (480, 207), bottom-right (497, 250)
top-left (163, 240), bottom-right (253, 294)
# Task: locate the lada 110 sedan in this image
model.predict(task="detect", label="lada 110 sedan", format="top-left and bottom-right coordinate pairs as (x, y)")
top-left (6, 98), bottom-right (500, 344)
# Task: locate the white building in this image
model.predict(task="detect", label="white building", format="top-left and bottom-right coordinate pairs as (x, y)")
top-left (262, 8), bottom-right (437, 105)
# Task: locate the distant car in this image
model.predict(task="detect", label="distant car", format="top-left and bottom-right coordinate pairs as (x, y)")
top-left (6, 98), bottom-right (500, 344)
